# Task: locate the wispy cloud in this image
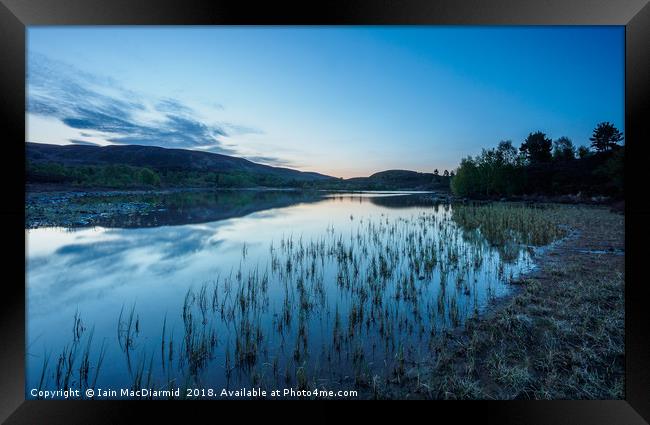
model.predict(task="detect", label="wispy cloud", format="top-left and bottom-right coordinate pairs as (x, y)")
top-left (222, 123), bottom-right (265, 136)
top-left (244, 155), bottom-right (297, 168)
top-left (26, 52), bottom-right (292, 166)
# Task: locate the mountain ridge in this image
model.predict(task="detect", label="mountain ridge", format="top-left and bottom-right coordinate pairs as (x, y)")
top-left (26, 142), bottom-right (450, 191)
top-left (26, 142), bottom-right (333, 181)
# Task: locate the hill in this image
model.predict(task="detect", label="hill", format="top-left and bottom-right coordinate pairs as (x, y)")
top-left (337, 169), bottom-right (450, 191)
top-left (26, 142), bottom-right (333, 182)
top-left (26, 143), bottom-right (450, 191)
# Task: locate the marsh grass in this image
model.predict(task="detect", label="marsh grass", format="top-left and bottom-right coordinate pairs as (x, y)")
top-left (36, 351), bottom-right (51, 397)
top-left (377, 205), bottom-right (624, 399)
top-left (452, 202), bottom-right (567, 247)
top-left (31, 202), bottom-right (619, 400)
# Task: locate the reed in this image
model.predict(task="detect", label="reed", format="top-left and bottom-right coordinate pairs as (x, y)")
top-left (32, 201), bottom-right (577, 398)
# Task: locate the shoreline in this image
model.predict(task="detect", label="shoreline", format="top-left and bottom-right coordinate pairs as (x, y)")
top-left (24, 187), bottom-right (451, 229)
top-left (25, 183), bottom-right (315, 195)
top-left (25, 185), bottom-right (619, 230)
top-left (374, 204), bottom-right (624, 399)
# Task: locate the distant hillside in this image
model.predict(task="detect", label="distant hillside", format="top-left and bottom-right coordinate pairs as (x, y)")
top-left (26, 142), bottom-right (333, 182)
top-left (26, 143), bottom-right (450, 191)
top-left (340, 169), bottom-right (450, 191)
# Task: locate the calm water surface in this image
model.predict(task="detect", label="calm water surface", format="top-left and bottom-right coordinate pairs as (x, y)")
top-left (26, 190), bottom-right (534, 398)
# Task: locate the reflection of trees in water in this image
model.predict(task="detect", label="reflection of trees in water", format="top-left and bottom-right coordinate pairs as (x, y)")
top-left (368, 193), bottom-right (450, 209)
top-left (451, 202), bottom-right (566, 262)
top-left (94, 190), bottom-right (329, 228)
top-left (92, 191), bottom-right (448, 228)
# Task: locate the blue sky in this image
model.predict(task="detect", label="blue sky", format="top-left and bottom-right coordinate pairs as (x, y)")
top-left (27, 26), bottom-right (624, 178)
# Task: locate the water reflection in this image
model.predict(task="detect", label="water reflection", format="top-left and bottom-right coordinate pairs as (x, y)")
top-left (26, 191), bottom-right (535, 398)
top-left (81, 190), bottom-right (331, 228)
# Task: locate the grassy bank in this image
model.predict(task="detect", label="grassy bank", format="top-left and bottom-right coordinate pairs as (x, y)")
top-left (375, 204), bottom-right (624, 399)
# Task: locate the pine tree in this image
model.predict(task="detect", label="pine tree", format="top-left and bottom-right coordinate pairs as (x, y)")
top-left (520, 131), bottom-right (552, 163)
top-left (589, 122), bottom-right (623, 152)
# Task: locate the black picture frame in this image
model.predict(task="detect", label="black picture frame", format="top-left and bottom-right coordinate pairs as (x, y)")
top-left (1, 0), bottom-right (648, 423)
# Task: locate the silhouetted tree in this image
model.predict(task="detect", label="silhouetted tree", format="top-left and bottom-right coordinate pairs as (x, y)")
top-left (451, 140), bottom-right (525, 197)
top-left (497, 140), bottom-right (523, 165)
top-left (577, 145), bottom-right (591, 159)
top-left (552, 136), bottom-right (575, 161)
top-left (590, 122), bottom-right (623, 152)
top-left (520, 131), bottom-right (552, 163)
top-left (450, 157), bottom-right (479, 196)
top-left (450, 126), bottom-right (624, 199)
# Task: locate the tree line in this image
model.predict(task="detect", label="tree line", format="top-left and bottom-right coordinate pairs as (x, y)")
top-left (26, 162), bottom-right (315, 189)
top-left (451, 122), bottom-right (624, 198)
